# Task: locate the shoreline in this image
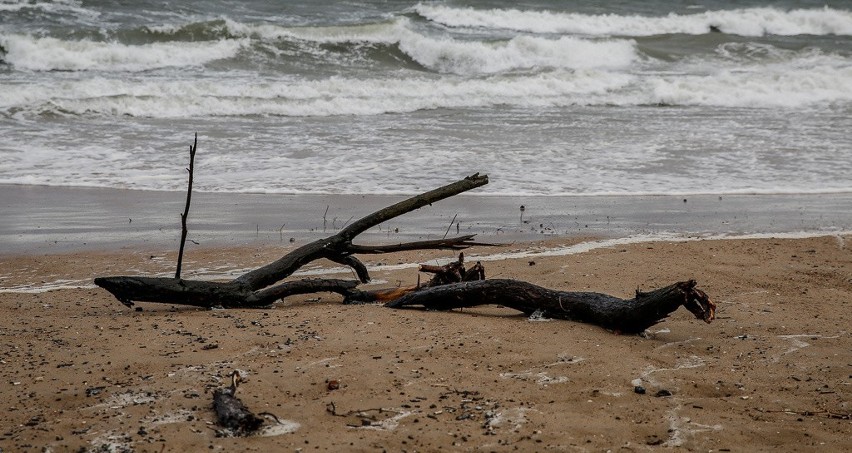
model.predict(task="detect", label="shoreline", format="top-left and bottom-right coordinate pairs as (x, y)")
top-left (3, 231), bottom-right (850, 295)
top-left (3, 183), bottom-right (851, 255)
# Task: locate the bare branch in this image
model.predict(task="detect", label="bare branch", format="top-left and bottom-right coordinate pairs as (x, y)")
top-left (175, 133), bottom-right (197, 278)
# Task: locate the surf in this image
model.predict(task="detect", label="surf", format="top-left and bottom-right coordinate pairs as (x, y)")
top-left (414, 4), bottom-right (852, 37)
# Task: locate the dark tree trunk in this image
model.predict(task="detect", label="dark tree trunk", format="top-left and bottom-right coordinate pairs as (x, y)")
top-left (93, 276), bottom-right (360, 309)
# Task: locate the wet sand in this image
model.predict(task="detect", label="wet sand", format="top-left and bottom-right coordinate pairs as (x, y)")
top-left (2, 184), bottom-right (852, 254)
top-left (1, 233), bottom-right (851, 451)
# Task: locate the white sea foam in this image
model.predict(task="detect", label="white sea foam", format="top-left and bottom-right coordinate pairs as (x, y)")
top-left (415, 4), bottom-right (852, 37)
top-left (3, 51), bottom-right (848, 119)
top-left (399, 34), bottom-right (637, 74)
top-left (0, 33), bottom-right (246, 72)
top-left (650, 54), bottom-right (852, 107)
top-left (0, 71), bottom-right (636, 117)
top-left (0, 0), bottom-right (97, 19)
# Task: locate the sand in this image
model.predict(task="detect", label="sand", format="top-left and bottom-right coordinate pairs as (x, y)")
top-left (1, 232), bottom-right (850, 452)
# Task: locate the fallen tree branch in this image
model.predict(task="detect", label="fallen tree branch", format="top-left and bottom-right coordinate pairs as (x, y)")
top-left (343, 257), bottom-right (713, 333)
top-left (253, 279), bottom-right (360, 307)
top-left (95, 173), bottom-right (491, 308)
top-left (93, 160), bottom-right (717, 334)
top-left (94, 276), bottom-right (253, 309)
top-left (235, 173), bottom-right (490, 290)
top-left (346, 235), bottom-right (490, 254)
top-left (376, 279), bottom-right (715, 334)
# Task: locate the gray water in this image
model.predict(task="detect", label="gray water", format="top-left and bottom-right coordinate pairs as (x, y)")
top-left (1, 0), bottom-right (851, 196)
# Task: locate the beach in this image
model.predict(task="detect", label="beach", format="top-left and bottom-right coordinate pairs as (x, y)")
top-left (1, 188), bottom-right (850, 452)
top-left (2, 0), bottom-right (851, 450)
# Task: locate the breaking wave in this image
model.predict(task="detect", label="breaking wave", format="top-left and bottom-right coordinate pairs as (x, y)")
top-left (415, 4), bottom-right (852, 37)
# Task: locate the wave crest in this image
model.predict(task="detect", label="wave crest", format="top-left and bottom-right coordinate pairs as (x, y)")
top-left (399, 34), bottom-right (636, 75)
top-left (0, 33), bottom-right (246, 72)
top-left (5, 57), bottom-right (850, 119)
top-left (415, 4), bottom-right (852, 37)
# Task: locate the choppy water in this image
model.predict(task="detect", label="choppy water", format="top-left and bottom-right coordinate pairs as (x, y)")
top-left (1, 0), bottom-right (850, 195)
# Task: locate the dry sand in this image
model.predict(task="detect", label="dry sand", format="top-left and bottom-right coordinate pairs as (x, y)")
top-left (1, 234), bottom-right (850, 452)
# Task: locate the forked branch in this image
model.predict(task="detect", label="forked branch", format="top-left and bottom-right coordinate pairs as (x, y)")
top-left (95, 174), bottom-right (491, 308)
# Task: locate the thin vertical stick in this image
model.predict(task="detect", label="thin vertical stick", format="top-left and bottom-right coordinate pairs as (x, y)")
top-left (175, 133), bottom-right (197, 279)
top-left (323, 205), bottom-right (329, 232)
top-left (442, 213), bottom-right (458, 239)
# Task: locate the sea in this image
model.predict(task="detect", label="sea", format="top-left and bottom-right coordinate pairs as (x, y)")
top-left (1, 0), bottom-right (851, 197)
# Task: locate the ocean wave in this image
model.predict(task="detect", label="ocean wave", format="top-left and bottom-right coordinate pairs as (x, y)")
top-left (650, 64), bottom-right (852, 108)
top-left (218, 17), bottom-right (406, 44)
top-left (4, 56), bottom-right (849, 119)
top-left (0, 71), bottom-right (633, 117)
top-left (0, 0), bottom-right (97, 17)
top-left (222, 18), bottom-right (639, 74)
top-left (217, 18), bottom-right (638, 74)
top-left (0, 33), bottom-right (247, 71)
top-left (139, 19), bottom-right (238, 42)
top-left (399, 34), bottom-right (636, 74)
top-left (0, 15), bottom-right (638, 75)
top-left (2, 164), bottom-right (850, 197)
top-left (7, 13), bottom-right (845, 78)
top-left (415, 4), bottom-right (852, 37)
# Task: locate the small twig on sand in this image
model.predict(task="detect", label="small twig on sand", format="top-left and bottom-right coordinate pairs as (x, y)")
top-left (325, 401), bottom-right (402, 427)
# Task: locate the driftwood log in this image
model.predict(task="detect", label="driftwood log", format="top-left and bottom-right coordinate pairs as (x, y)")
top-left (350, 255), bottom-right (715, 333)
top-left (380, 279), bottom-right (715, 334)
top-left (94, 172), bottom-right (716, 333)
